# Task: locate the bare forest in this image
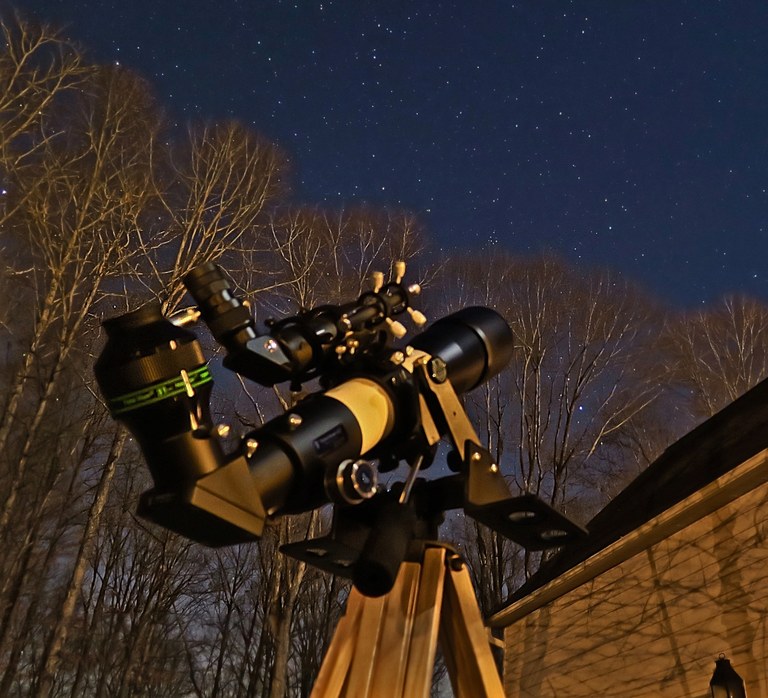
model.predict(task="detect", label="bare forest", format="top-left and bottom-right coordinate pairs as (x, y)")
top-left (1, 16), bottom-right (767, 696)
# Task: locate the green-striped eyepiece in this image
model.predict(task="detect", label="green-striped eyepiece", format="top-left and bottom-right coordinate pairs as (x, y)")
top-left (94, 302), bottom-right (220, 489)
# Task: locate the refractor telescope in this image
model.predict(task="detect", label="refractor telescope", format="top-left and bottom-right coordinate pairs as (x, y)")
top-left (95, 262), bottom-right (584, 597)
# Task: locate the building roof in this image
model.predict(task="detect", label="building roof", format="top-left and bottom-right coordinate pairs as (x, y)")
top-left (496, 375), bottom-right (768, 611)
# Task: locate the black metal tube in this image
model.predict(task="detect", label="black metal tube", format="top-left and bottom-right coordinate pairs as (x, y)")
top-left (410, 306), bottom-right (514, 393)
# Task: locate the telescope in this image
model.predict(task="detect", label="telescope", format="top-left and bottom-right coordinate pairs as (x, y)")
top-left (95, 261), bottom-right (584, 597)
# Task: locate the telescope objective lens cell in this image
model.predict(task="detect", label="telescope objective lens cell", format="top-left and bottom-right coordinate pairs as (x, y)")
top-left (410, 306), bottom-right (514, 393)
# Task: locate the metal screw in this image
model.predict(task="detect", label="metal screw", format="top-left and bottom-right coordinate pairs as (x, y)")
top-left (394, 260), bottom-right (406, 283)
top-left (471, 451), bottom-right (482, 462)
top-left (490, 463), bottom-right (499, 473)
top-left (215, 424), bottom-right (231, 439)
top-left (429, 357), bottom-right (447, 383)
top-left (245, 438), bottom-right (259, 458)
top-left (407, 307), bottom-right (427, 326)
top-left (288, 413), bottom-right (303, 429)
top-left (264, 338), bottom-right (279, 353)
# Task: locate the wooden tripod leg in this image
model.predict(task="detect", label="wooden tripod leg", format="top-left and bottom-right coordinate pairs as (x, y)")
top-left (367, 561), bottom-right (422, 697)
top-left (311, 588), bottom-right (367, 698)
top-left (342, 591), bottom-right (387, 696)
top-left (312, 559), bottom-right (425, 698)
top-left (400, 546), bottom-right (448, 698)
top-left (311, 546), bottom-right (499, 698)
top-left (439, 556), bottom-right (505, 698)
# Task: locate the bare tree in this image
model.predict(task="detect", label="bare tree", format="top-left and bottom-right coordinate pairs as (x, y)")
top-left (605, 294), bottom-right (768, 495)
top-left (34, 426), bottom-right (128, 696)
top-left (264, 206), bottom-right (425, 312)
top-left (0, 15), bottom-right (91, 456)
top-left (0, 15), bottom-right (440, 697)
top-left (0, 64), bottom-right (164, 696)
top-left (134, 120), bottom-right (287, 311)
top-left (434, 252), bottom-right (660, 590)
top-left (440, 252), bottom-right (659, 509)
top-left (290, 567), bottom-right (347, 697)
top-left (0, 27), bottom-right (294, 686)
top-left (0, 63), bottom-right (160, 487)
top-left (661, 294), bottom-right (768, 418)
top-left (0, 13), bottom-right (87, 210)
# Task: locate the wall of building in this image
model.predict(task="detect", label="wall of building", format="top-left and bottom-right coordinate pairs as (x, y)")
top-left (503, 477), bottom-right (768, 697)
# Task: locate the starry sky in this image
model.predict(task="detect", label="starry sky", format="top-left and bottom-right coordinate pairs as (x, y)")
top-left (10, 0), bottom-right (768, 306)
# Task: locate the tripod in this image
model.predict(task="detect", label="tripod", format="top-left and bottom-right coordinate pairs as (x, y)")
top-left (311, 545), bottom-right (505, 698)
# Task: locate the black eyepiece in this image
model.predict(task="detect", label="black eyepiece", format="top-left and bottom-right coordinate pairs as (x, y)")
top-left (183, 262), bottom-right (254, 347)
top-left (94, 302), bottom-right (220, 488)
top-left (96, 302), bottom-right (207, 404)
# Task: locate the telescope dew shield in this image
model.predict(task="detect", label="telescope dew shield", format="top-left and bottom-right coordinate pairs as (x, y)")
top-left (410, 307), bottom-right (514, 394)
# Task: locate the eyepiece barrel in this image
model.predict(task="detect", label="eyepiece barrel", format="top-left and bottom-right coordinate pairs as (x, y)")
top-left (94, 302), bottom-right (221, 489)
top-left (183, 262), bottom-right (254, 347)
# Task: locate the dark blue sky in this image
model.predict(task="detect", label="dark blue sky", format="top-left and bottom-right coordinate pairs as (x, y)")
top-left (12, 0), bottom-right (768, 306)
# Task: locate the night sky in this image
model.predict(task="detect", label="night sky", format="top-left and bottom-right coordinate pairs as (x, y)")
top-left (10, 0), bottom-right (768, 307)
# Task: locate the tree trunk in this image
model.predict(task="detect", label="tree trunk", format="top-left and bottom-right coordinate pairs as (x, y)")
top-left (0, 276), bottom-right (61, 454)
top-left (0, 348), bottom-right (67, 534)
top-left (34, 427), bottom-right (126, 697)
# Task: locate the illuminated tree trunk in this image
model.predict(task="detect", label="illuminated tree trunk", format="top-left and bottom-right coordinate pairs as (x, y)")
top-left (34, 428), bottom-right (127, 698)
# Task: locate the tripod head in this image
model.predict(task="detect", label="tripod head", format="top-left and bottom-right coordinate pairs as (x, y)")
top-left (94, 261), bottom-right (585, 596)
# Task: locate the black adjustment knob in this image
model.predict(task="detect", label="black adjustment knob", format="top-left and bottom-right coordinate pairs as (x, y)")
top-left (325, 459), bottom-right (378, 504)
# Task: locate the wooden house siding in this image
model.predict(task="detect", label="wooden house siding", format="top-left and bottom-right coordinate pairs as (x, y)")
top-left (500, 457), bottom-right (768, 697)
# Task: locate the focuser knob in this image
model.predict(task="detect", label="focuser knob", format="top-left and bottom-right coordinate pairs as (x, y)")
top-left (325, 459), bottom-right (379, 504)
top-left (371, 271), bottom-right (384, 293)
top-left (168, 306), bottom-right (202, 328)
